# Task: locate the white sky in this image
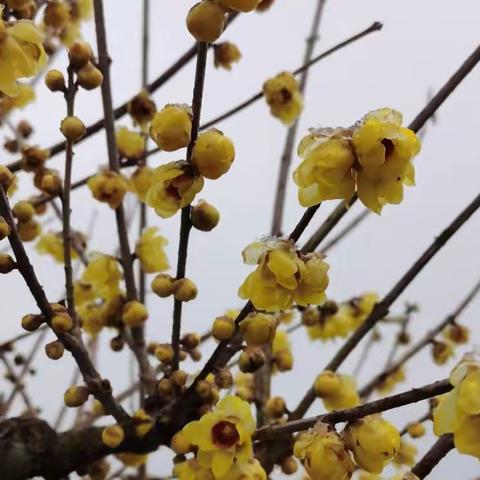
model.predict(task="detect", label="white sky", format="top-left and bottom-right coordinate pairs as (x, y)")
top-left (1, 0), bottom-right (480, 478)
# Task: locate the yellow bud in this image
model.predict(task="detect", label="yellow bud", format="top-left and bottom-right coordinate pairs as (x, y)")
top-left (274, 349), bottom-right (293, 372)
top-left (12, 201), bottom-right (35, 222)
top-left (92, 399), bottom-right (106, 416)
top-left (21, 313), bottom-right (44, 331)
top-left (314, 371), bottom-right (343, 398)
top-left (195, 379), bottom-right (212, 399)
top-left (127, 91), bottom-right (156, 127)
top-left (77, 62), bottom-right (104, 90)
top-left (0, 253), bottom-right (16, 274)
top-left (407, 422), bottom-right (426, 439)
top-left (171, 431), bottom-right (191, 454)
top-left (149, 104), bottom-right (192, 152)
top-left (122, 301), bottom-right (148, 327)
top-left (171, 369), bottom-right (188, 387)
top-left (64, 386), bottom-right (89, 407)
top-left (61, 116), bottom-right (86, 143)
top-left (40, 172), bottom-right (62, 195)
top-left (265, 396), bottom-right (286, 418)
top-left (17, 219), bottom-right (41, 242)
top-left (214, 42), bottom-right (241, 70)
top-left (87, 170), bottom-right (128, 209)
top-left (45, 340), bottom-right (64, 360)
top-left (214, 368), bottom-right (233, 389)
top-left (21, 147), bottom-right (50, 172)
top-left (102, 424), bottom-right (124, 448)
top-left (191, 200), bottom-right (220, 231)
top-left (133, 409), bottom-right (154, 437)
top-left (157, 378), bottom-right (173, 397)
top-left (239, 347), bottom-right (266, 373)
top-left (219, 0), bottom-right (261, 12)
top-left (240, 312), bottom-right (277, 346)
top-left (45, 69), bottom-right (66, 92)
top-left (280, 456), bottom-right (298, 475)
top-left (256, 0), bottom-right (275, 11)
top-left (192, 129), bottom-right (235, 179)
top-left (212, 315), bottom-right (235, 341)
top-left (0, 166), bottom-right (15, 190)
top-left (151, 274), bottom-right (174, 297)
top-left (52, 312), bottom-right (74, 333)
top-left (155, 344), bottom-right (174, 364)
top-left (186, 1), bottom-right (226, 42)
top-left (302, 307), bottom-right (320, 326)
top-left (172, 278), bottom-right (198, 302)
top-left (432, 341), bottom-right (454, 365)
top-left (181, 332), bottom-right (201, 350)
top-left (68, 41), bottom-right (92, 69)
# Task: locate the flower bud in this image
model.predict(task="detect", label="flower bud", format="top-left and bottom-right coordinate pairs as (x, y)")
top-left (0, 253), bottom-right (16, 273)
top-left (21, 147), bottom-right (49, 172)
top-left (181, 332), bottom-right (201, 350)
top-left (265, 396), bottom-right (286, 418)
top-left (45, 340), bottom-right (64, 360)
top-left (17, 121), bottom-right (33, 140)
top-left (407, 422), bottom-right (426, 439)
top-left (133, 409), bottom-right (153, 437)
top-left (192, 129), bottom-right (235, 179)
top-left (77, 62), bottom-right (103, 90)
top-left (171, 369), bottom-right (188, 387)
top-left (52, 312), bottom-right (74, 333)
top-left (212, 315), bottom-right (235, 341)
top-left (157, 378), bottom-right (173, 397)
top-left (302, 307), bottom-right (320, 326)
top-left (122, 301), bottom-right (148, 327)
top-left (68, 41), bottom-right (92, 69)
top-left (45, 69), bottom-right (65, 92)
top-left (154, 344), bottom-right (174, 364)
top-left (17, 219), bottom-right (41, 242)
top-left (149, 104), bottom-right (192, 152)
top-left (87, 170), bottom-right (128, 209)
top-left (0, 166), bottom-right (15, 190)
top-left (219, 0), bottom-right (261, 12)
top-left (102, 425), bottom-right (124, 448)
top-left (64, 385), bottom-right (89, 407)
top-left (171, 431), bottom-right (191, 454)
top-left (0, 217), bottom-right (10, 240)
top-left (186, 1), bottom-right (226, 43)
top-left (432, 341), bottom-right (454, 365)
top-left (60, 116), bottom-right (86, 143)
top-left (240, 312), bottom-right (277, 346)
top-left (189, 348), bottom-right (202, 362)
top-left (195, 379), bottom-right (212, 400)
top-left (191, 200), bottom-right (220, 231)
top-left (214, 42), bottom-right (241, 70)
top-left (214, 368), bottom-right (233, 389)
top-left (21, 313), bottom-right (44, 331)
top-left (172, 278), bottom-right (198, 302)
top-left (110, 335), bottom-right (125, 352)
top-left (280, 456), bottom-right (298, 475)
top-left (239, 347), bottom-right (266, 373)
top-left (151, 273), bottom-right (174, 298)
top-left (12, 201), bottom-right (35, 222)
top-left (314, 371), bottom-right (342, 398)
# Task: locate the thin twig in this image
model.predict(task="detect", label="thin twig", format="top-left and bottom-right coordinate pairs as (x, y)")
top-left (171, 42), bottom-right (209, 371)
top-left (410, 434), bottom-right (454, 479)
top-left (201, 22), bottom-right (382, 131)
top-left (254, 379), bottom-right (451, 441)
top-left (0, 351), bottom-right (34, 413)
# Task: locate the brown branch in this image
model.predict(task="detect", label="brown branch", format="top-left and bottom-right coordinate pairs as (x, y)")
top-left (359, 278), bottom-right (480, 398)
top-left (254, 379), bottom-right (451, 441)
top-left (0, 185), bottom-right (129, 424)
top-left (201, 22), bottom-right (382, 131)
top-left (410, 434), bottom-right (454, 479)
top-left (171, 42), bottom-right (208, 372)
top-left (0, 351), bottom-right (34, 413)
top-left (93, 0), bottom-right (156, 396)
top-left (292, 191), bottom-right (480, 419)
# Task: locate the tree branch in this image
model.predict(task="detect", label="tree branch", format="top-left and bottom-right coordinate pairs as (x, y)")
top-left (410, 434), bottom-right (454, 479)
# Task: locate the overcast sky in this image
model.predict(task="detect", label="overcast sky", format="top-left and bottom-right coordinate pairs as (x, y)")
top-left (1, 0), bottom-right (480, 478)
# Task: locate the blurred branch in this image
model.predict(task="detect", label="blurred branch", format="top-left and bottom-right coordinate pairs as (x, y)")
top-left (410, 434), bottom-right (454, 479)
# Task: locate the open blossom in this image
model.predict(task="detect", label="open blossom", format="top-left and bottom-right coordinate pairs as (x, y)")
top-left (433, 351), bottom-right (480, 459)
top-left (36, 231), bottom-right (81, 263)
top-left (344, 414), bottom-right (400, 474)
top-left (262, 72), bottom-right (303, 125)
top-left (238, 238), bottom-right (329, 312)
top-left (135, 227), bottom-right (169, 274)
top-left (0, 14), bottom-right (47, 96)
top-left (272, 329), bottom-right (293, 372)
top-left (129, 165), bottom-right (153, 202)
top-left (174, 459), bottom-right (214, 480)
top-left (314, 371), bottom-right (360, 411)
top-left (293, 128), bottom-right (356, 207)
top-left (182, 396), bottom-right (256, 478)
top-left (146, 161), bottom-right (204, 218)
top-left (294, 423), bottom-right (355, 480)
top-left (353, 108), bottom-right (421, 214)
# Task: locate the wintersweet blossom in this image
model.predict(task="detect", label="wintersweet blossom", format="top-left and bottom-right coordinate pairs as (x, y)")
top-left (135, 227), bottom-right (169, 274)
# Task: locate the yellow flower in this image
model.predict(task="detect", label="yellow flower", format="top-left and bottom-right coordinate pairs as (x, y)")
top-left (294, 423), bottom-right (355, 480)
top-left (115, 126), bottom-right (145, 159)
top-left (174, 459), bottom-right (214, 480)
top-left (115, 452), bottom-right (148, 467)
top-left (272, 329), bottom-right (293, 372)
top-left (87, 170), bottom-right (129, 209)
top-left (234, 372), bottom-right (255, 402)
top-left (135, 227), bottom-right (169, 274)
top-left (182, 396), bottom-right (256, 478)
top-left (127, 90), bottom-right (156, 130)
top-left (129, 165), bottom-right (153, 202)
top-left (238, 239), bottom-right (329, 312)
top-left (146, 161), bottom-right (204, 218)
top-left (433, 352), bottom-right (480, 459)
top-left (36, 232), bottom-right (79, 263)
top-left (76, 0), bottom-right (93, 20)
top-left (376, 367), bottom-right (406, 394)
top-left (314, 371), bottom-right (360, 411)
top-left (293, 128), bottom-right (356, 207)
top-left (262, 72), bottom-right (303, 125)
top-left (217, 458), bottom-right (266, 480)
top-left (0, 17), bottom-right (47, 96)
top-left (431, 340), bottom-right (455, 366)
top-left (219, 0), bottom-right (261, 12)
top-left (149, 104), bottom-right (192, 152)
top-left (0, 82), bottom-right (34, 113)
top-left (240, 312), bottom-right (277, 346)
top-left (352, 108), bottom-right (421, 214)
top-left (344, 415), bottom-right (400, 474)
top-left (214, 42), bottom-right (241, 70)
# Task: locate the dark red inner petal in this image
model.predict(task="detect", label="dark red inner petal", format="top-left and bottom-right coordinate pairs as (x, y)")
top-left (381, 138), bottom-right (395, 159)
top-left (211, 420), bottom-right (240, 448)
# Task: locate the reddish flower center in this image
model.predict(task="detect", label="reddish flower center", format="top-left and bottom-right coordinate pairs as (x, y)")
top-left (381, 138), bottom-right (395, 159)
top-left (211, 421), bottom-right (240, 448)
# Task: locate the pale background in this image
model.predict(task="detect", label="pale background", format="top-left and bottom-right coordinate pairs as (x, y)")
top-left (1, 0), bottom-right (479, 478)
